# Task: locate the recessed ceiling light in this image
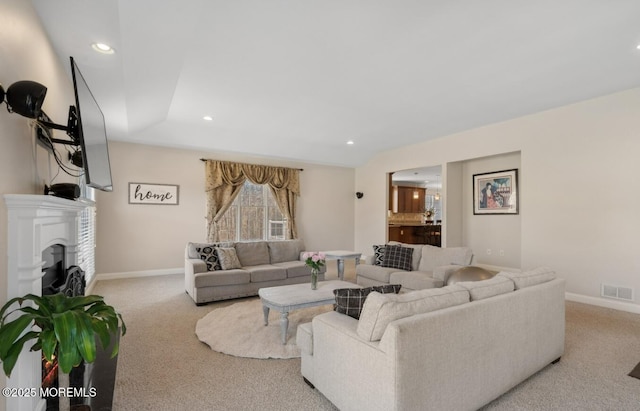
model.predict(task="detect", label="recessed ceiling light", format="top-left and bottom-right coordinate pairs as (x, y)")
top-left (203, 115), bottom-right (213, 121)
top-left (91, 43), bottom-right (115, 54)
top-left (346, 140), bottom-right (354, 145)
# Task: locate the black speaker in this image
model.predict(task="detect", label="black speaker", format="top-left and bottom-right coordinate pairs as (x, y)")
top-left (45, 183), bottom-right (80, 200)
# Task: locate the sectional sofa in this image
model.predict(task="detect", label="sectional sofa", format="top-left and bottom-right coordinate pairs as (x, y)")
top-left (356, 242), bottom-right (474, 291)
top-left (184, 239), bottom-right (325, 305)
top-left (297, 267), bottom-right (565, 411)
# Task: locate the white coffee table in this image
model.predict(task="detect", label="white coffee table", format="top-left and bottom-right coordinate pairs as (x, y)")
top-left (258, 280), bottom-right (362, 344)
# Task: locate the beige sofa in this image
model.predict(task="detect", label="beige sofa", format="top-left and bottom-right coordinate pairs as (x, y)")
top-left (184, 239), bottom-right (325, 305)
top-left (297, 267), bottom-right (565, 411)
top-left (356, 242), bottom-right (473, 291)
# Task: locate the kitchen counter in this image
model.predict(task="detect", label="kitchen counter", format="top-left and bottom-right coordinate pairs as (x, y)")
top-left (388, 222), bottom-right (439, 227)
top-left (388, 224), bottom-right (441, 246)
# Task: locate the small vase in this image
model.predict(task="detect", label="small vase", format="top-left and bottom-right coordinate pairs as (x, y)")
top-left (311, 268), bottom-right (319, 290)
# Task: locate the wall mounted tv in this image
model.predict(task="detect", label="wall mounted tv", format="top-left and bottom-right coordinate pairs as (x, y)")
top-left (70, 56), bottom-right (113, 192)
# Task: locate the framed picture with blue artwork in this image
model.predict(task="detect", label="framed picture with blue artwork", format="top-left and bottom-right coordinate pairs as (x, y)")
top-left (473, 169), bottom-right (518, 215)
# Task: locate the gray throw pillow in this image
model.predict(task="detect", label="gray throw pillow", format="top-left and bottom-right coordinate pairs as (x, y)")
top-left (333, 284), bottom-right (402, 320)
top-left (216, 247), bottom-right (242, 270)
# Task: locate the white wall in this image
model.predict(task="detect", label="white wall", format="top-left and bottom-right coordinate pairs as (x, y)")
top-left (95, 141), bottom-right (355, 275)
top-left (462, 151), bottom-right (521, 268)
top-left (356, 87), bottom-right (640, 311)
top-left (0, 1), bottom-right (78, 410)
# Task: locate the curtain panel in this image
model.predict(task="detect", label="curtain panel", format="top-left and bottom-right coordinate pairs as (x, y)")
top-left (204, 160), bottom-right (300, 241)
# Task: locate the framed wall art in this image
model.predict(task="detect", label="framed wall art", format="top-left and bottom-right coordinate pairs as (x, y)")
top-left (473, 169), bottom-right (518, 215)
top-left (129, 183), bottom-right (179, 205)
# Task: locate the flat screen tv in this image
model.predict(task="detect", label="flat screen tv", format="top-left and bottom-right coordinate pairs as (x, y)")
top-left (70, 56), bottom-right (113, 192)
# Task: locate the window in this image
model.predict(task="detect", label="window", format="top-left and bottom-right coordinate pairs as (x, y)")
top-left (77, 183), bottom-right (96, 285)
top-left (78, 204), bottom-right (96, 285)
top-left (218, 181), bottom-right (288, 242)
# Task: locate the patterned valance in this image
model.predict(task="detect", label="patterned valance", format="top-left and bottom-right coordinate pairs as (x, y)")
top-left (204, 160), bottom-right (300, 194)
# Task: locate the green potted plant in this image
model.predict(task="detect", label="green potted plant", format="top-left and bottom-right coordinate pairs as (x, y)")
top-left (0, 293), bottom-right (126, 411)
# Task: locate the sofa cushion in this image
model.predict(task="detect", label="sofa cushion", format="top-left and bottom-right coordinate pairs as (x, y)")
top-left (273, 260), bottom-right (317, 278)
top-left (456, 275), bottom-right (514, 301)
top-left (382, 245), bottom-right (413, 271)
top-left (357, 285), bottom-right (470, 342)
top-left (356, 264), bottom-right (401, 284)
top-left (333, 284), bottom-right (402, 320)
top-left (235, 241), bottom-right (270, 266)
top-left (245, 264), bottom-right (287, 283)
top-left (216, 247), bottom-right (242, 270)
top-left (268, 239), bottom-right (305, 264)
top-left (418, 245), bottom-right (473, 272)
top-left (497, 267), bottom-right (556, 289)
top-left (372, 244), bottom-right (386, 266)
top-left (389, 271), bottom-right (444, 291)
top-left (194, 269), bottom-right (250, 287)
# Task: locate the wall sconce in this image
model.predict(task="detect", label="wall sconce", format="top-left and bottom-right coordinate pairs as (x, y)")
top-left (435, 174), bottom-right (441, 201)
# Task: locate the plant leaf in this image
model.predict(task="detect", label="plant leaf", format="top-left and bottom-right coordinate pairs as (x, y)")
top-left (40, 329), bottom-right (57, 362)
top-left (52, 311), bottom-right (77, 374)
top-left (1, 331), bottom-right (38, 377)
top-left (73, 311), bottom-right (96, 363)
top-left (0, 316), bottom-right (33, 358)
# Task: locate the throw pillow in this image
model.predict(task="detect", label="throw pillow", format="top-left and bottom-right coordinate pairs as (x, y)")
top-left (334, 284), bottom-right (402, 320)
top-left (216, 247), bottom-right (242, 270)
top-left (194, 245), bottom-right (222, 271)
top-left (372, 245), bottom-right (386, 266)
top-left (381, 244), bottom-right (413, 271)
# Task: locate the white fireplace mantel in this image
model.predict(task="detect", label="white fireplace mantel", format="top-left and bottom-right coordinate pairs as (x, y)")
top-left (4, 194), bottom-right (89, 411)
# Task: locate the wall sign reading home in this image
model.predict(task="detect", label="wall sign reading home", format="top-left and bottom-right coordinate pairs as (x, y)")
top-left (128, 183), bottom-right (179, 205)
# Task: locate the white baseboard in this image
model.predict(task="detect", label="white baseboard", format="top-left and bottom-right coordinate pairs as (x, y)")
top-left (565, 292), bottom-right (640, 314)
top-left (95, 268), bottom-right (183, 282)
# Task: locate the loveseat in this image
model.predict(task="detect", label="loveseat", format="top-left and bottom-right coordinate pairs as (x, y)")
top-left (184, 239), bottom-right (325, 305)
top-left (356, 242), bottom-right (473, 291)
top-left (297, 267), bottom-right (565, 411)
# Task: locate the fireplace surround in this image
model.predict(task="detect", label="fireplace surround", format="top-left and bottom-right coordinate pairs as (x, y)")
top-left (4, 194), bottom-right (89, 411)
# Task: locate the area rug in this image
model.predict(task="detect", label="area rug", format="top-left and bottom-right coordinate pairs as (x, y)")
top-left (195, 298), bottom-right (332, 359)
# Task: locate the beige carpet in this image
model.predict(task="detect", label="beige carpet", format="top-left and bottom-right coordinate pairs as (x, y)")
top-left (92, 270), bottom-right (640, 411)
top-left (195, 298), bottom-right (332, 359)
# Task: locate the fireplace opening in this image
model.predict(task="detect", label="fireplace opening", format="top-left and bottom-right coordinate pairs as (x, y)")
top-left (41, 245), bottom-right (88, 410)
top-left (42, 244), bottom-right (66, 296)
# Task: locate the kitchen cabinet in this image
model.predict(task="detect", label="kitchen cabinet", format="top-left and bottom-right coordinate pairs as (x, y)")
top-left (388, 226), bottom-right (402, 242)
top-left (394, 186), bottom-right (425, 213)
top-left (388, 224), bottom-right (441, 246)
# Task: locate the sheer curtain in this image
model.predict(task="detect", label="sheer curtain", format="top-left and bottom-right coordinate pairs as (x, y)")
top-left (204, 160), bottom-right (300, 242)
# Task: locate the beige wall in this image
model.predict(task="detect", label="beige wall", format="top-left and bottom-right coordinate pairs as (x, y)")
top-left (356, 87), bottom-right (640, 311)
top-left (95, 141), bottom-right (355, 274)
top-left (0, 1), bottom-right (78, 409)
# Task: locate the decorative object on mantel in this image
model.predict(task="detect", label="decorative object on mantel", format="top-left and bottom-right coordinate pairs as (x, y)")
top-left (0, 293), bottom-right (126, 411)
top-left (473, 169), bottom-right (519, 215)
top-left (303, 252), bottom-right (326, 290)
top-left (128, 183), bottom-right (179, 205)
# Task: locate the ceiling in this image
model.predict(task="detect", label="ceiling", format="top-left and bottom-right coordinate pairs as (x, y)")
top-left (32, 1), bottom-right (640, 167)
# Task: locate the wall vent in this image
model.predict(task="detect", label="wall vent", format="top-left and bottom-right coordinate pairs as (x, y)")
top-left (601, 284), bottom-right (634, 301)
